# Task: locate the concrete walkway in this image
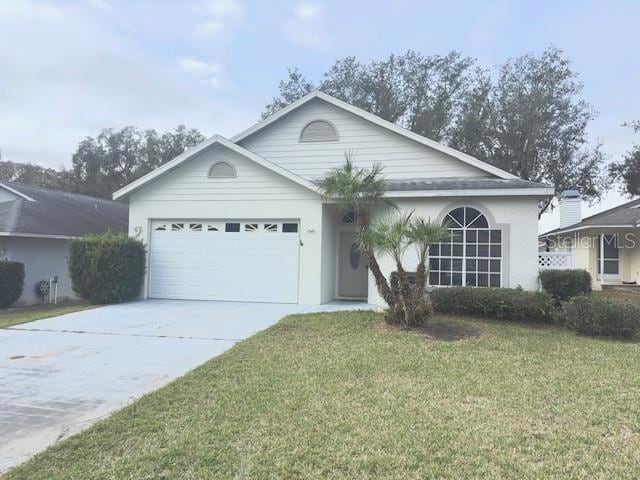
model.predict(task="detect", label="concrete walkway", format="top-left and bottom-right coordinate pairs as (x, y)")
top-left (0, 300), bottom-right (372, 472)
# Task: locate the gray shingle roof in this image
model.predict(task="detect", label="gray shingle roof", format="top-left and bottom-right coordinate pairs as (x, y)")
top-left (0, 182), bottom-right (128, 237)
top-left (383, 177), bottom-right (550, 191)
top-left (542, 197), bottom-right (640, 236)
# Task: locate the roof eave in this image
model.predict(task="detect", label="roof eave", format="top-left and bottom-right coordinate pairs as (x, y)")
top-left (540, 224), bottom-right (639, 237)
top-left (0, 231), bottom-right (78, 240)
top-left (0, 182), bottom-right (36, 202)
top-left (384, 187), bottom-right (555, 198)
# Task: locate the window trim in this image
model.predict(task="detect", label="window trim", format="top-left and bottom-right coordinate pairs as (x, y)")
top-left (208, 161), bottom-right (237, 178)
top-left (299, 119), bottom-right (339, 143)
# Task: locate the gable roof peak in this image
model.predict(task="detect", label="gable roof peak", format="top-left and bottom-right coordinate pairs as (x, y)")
top-left (113, 134), bottom-right (319, 200)
top-left (231, 90), bottom-right (517, 180)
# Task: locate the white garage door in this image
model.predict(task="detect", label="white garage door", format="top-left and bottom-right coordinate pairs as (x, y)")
top-left (148, 220), bottom-right (300, 303)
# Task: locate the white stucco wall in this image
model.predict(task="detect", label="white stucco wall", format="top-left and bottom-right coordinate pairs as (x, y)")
top-left (128, 144), bottom-right (326, 304)
top-left (367, 196), bottom-right (541, 306)
top-left (3, 237), bottom-right (78, 305)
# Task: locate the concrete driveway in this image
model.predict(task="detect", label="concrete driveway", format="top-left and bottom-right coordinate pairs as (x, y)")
top-left (0, 300), bottom-right (371, 472)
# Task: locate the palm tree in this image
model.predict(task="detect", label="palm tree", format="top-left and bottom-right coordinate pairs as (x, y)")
top-left (317, 153), bottom-right (396, 307)
top-left (363, 211), bottom-right (449, 327)
top-left (408, 217), bottom-right (450, 294)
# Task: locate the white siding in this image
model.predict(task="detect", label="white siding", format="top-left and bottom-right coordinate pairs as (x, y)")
top-left (133, 144), bottom-right (318, 203)
top-left (239, 98), bottom-right (488, 180)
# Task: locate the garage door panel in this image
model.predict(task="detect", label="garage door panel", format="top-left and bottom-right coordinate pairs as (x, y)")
top-left (148, 220), bottom-right (300, 303)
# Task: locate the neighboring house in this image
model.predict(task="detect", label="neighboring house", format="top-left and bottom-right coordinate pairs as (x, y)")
top-left (114, 91), bottom-right (554, 306)
top-left (0, 182), bottom-right (128, 305)
top-left (540, 191), bottom-right (640, 289)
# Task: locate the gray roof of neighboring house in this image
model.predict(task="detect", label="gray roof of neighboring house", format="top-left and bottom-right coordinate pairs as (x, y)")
top-left (383, 177), bottom-right (550, 191)
top-left (541, 197), bottom-right (640, 237)
top-left (0, 182), bottom-right (128, 237)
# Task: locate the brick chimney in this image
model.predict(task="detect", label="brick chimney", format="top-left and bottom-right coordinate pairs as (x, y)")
top-left (559, 190), bottom-right (581, 228)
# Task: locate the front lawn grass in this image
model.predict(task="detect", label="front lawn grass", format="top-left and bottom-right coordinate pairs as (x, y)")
top-left (595, 288), bottom-right (640, 305)
top-left (0, 302), bottom-right (94, 329)
top-left (5, 311), bottom-right (640, 479)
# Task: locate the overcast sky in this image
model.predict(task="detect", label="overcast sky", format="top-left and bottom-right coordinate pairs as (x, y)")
top-left (1, 0), bottom-right (638, 231)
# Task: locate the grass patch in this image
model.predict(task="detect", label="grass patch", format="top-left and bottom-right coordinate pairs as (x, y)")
top-left (595, 288), bottom-right (640, 305)
top-left (4, 311), bottom-right (640, 479)
top-left (0, 302), bottom-right (94, 329)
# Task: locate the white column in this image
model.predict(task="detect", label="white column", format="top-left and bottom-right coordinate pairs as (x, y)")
top-left (599, 234), bottom-right (605, 283)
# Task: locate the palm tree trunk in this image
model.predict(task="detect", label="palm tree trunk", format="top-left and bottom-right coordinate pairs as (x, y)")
top-left (414, 259), bottom-right (426, 294)
top-left (356, 211), bottom-right (395, 308)
top-left (366, 249), bottom-right (396, 307)
top-left (394, 262), bottom-right (415, 328)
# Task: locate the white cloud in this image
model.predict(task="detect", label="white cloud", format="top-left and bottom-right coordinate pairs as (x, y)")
top-left (192, 0), bottom-right (245, 40)
top-left (284, 2), bottom-right (329, 50)
top-left (180, 57), bottom-right (227, 88)
top-left (295, 3), bottom-right (320, 19)
top-left (87, 0), bottom-right (112, 11)
top-left (0, 1), bottom-right (249, 168)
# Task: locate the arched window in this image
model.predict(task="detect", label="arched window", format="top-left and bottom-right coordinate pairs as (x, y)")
top-left (299, 120), bottom-right (339, 142)
top-left (428, 206), bottom-right (502, 287)
top-left (208, 161), bottom-right (236, 178)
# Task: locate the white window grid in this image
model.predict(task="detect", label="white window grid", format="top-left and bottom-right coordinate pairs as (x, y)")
top-left (428, 207), bottom-right (502, 288)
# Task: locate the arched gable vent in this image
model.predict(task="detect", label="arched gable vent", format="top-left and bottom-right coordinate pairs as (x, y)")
top-left (208, 161), bottom-right (236, 178)
top-left (299, 120), bottom-right (339, 142)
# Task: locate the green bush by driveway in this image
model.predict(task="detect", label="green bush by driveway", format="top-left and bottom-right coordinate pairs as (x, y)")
top-left (6, 311), bottom-right (640, 479)
top-left (68, 233), bottom-right (145, 304)
top-left (0, 261), bottom-right (25, 309)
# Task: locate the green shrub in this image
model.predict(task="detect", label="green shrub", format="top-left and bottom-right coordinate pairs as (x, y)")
top-left (69, 233), bottom-right (146, 304)
top-left (0, 261), bottom-right (25, 308)
top-left (430, 287), bottom-right (555, 324)
top-left (539, 269), bottom-right (592, 302)
top-left (556, 296), bottom-right (640, 338)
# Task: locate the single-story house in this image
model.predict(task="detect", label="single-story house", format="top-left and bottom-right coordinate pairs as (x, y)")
top-left (114, 91), bottom-right (554, 306)
top-left (540, 191), bottom-right (640, 289)
top-left (0, 182), bottom-right (128, 304)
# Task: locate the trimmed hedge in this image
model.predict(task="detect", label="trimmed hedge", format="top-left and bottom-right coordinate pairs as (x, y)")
top-left (430, 287), bottom-right (555, 324)
top-left (539, 269), bottom-right (592, 302)
top-left (69, 233), bottom-right (146, 304)
top-left (556, 296), bottom-right (640, 338)
top-left (0, 261), bottom-right (25, 308)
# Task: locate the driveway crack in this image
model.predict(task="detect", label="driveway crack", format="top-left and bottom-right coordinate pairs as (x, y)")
top-left (8, 327), bottom-right (242, 342)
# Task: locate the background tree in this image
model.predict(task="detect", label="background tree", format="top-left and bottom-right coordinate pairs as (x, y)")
top-left (0, 159), bottom-right (69, 190)
top-left (265, 51), bottom-right (477, 143)
top-left (608, 121), bottom-right (640, 197)
top-left (264, 46), bottom-right (606, 215)
top-left (70, 125), bottom-right (205, 198)
top-left (488, 47), bottom-right (605, 215)
top-left (262, 68), bottom-right (315, 118)
top-left (0, 126), bottom-right (205, 199)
